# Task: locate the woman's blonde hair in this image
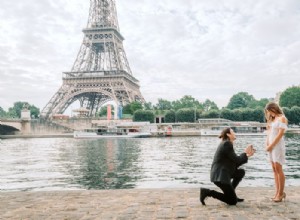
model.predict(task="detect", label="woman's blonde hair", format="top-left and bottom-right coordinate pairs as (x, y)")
top-left (264, 102), bottom-right (284, 122)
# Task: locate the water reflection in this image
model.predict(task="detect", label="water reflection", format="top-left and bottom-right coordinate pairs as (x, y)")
top-left (60, 139), bottom-right (142, 189)
top-left (285, 134), bottom-right (300, 179)
top-left (0, 134), bottom-right (299, 191)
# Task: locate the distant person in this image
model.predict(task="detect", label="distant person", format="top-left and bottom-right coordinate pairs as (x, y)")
top-left (200, 128), bottom-right (255, 205)
top-left (264, 102), bottom-right (288, 202)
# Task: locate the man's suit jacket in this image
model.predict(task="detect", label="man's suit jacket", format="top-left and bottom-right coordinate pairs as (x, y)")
top-left (210, 140), bottom-right (248, 184)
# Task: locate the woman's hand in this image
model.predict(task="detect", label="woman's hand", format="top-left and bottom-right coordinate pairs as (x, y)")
top-left (265, 145), bottom-right (273, 152)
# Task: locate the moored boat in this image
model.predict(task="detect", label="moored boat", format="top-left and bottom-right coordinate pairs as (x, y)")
top-left (200, 124), bottom-right (267, 137)
top-left (74, 127), bottom-right (151, 139)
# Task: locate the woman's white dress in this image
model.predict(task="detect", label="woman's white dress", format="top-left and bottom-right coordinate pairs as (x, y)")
top-left (268, 120), bottom-right (288, 165)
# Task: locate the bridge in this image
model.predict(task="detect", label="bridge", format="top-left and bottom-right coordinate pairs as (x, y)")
top-left (0, 109), bottom-right (32, 135)
top-left (0, 119), bottom-right (22, 130)
top-left (0, 118), bottom-right (31, 135)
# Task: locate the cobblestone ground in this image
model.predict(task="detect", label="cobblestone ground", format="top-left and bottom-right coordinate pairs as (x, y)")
top-left (0, 187), bottom-right (299, 220)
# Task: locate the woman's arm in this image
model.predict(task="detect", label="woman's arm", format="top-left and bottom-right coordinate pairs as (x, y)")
top-left (266, 123), bottom-right (270, 146)
top-left (266, 116), bottom-right (287, 152)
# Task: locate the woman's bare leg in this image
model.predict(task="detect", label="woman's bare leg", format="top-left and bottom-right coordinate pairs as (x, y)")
top-left (274, 162), bottom-right (285, 200)
top-left (271, 162), bottom-right (279, 199)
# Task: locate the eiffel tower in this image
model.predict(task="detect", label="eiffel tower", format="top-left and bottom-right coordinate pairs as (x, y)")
top-left (41, 0), bottom-right (144, 119)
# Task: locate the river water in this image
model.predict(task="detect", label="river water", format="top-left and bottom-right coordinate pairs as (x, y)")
top-left (0, 134), bottom-right (299, 191)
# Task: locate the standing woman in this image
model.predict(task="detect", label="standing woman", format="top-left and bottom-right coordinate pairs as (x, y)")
top-left (265, 102), bottom-right (288, 202)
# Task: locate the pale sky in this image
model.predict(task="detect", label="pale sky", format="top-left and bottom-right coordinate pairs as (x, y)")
top-left (1, 0), bottom-right (300, 112)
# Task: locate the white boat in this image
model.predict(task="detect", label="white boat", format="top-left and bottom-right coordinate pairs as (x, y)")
top-left (74, 127), bottom-right (151, 139)
top-left (201, 124), bottom-right (267, 137)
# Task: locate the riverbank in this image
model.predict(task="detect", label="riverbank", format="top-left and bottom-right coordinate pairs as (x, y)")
top-left (0, 131), bottom-right (266, 139)
top-left (1, 187), bottom-right (299, 219)
top-left (0, 133), bottom-right (74, 139)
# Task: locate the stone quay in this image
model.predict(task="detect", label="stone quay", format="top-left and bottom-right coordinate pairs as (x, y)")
top-left (1, 187), bottom-right (299, 220)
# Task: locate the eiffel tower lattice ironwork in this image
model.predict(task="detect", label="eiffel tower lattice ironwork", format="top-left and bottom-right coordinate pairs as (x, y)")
top-left (41, 0), bottom-right (144, 119)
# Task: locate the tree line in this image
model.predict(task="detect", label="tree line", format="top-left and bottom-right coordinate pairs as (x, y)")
top-left (126, 86), bottom-right (300, 125)
top-left (1, 86), bottom-right (300, 125)
top-left (0, 102), bottom-right (39, 119)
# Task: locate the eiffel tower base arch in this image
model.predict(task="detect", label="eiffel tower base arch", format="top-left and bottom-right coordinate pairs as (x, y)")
top-left (41, 74), bottom-right (144, 119)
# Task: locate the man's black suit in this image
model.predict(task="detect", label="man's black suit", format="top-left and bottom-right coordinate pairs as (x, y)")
top-left (209, 140), bottom-right (248, 205)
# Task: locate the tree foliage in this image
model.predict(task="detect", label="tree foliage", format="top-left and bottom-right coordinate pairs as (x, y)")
top-left (227, 92), bottom-right (255, 109)
top-left (200, 109), bottom-right (220, 119)
top-left (226, 92), bottom-right (269, 112)
top-left (172, 95), bottom-right (203, 111)
top-left (175, 108), bottom-right (197, 122)
top-left (29, 105), bottom-right (40, 118)
top-left (218, 107), bottom-right (264, 122)
top-left (122, 101), bottom-right (143, 115)
top-left (279, 86), bottom-right (300, 108)
top-left (164, 110), bottom-right (176, 123)
top-left (0, 107), bottom-right (6, 118)
top-left (143, 102), bottom-right (154, 110)
top-left (203, 99), bottom-right (219, 111)
top-left (251, 98), bottom-right (269, 109)
top-left (290, 106), bottom-right (300, 125)
top-left (99, 106), bottom-right (107, 117)
top-left (154, 98), bottom-right (172, 110)
top-left (283, 107), bottom-right (300, 125)
top-left (6, 88), bottom-right (299, 124)
top-left (133, 110), bottom-right (155, 123)
top-left (7, 102), bottom-right (40, 118)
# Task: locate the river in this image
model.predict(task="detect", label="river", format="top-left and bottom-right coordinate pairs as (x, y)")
top-left (0, 134), bottom-right (299, 191)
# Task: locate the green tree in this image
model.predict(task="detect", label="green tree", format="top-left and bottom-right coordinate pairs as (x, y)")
top-left (7, 102), bottom-right (40, 118)
top-left (291, 106), bottom-right (300, 125)
top-left (133, 110), bottom-right (155, 122)
top-left (30, 105), bottom-right (40, 118)
top-left (203, 99), bottom-right (219, 111)
top-left (97, 105), bottom-right (118, 117)
top-left (252, 107), bottom-right (265, 122)
top-left (143, 102), bottom-right (153, 110)
top-left (220, 108), bottom-right (264, 122)
top-left (200, 110), bottom-right (220, 119)
top-left (122, 104), bottom-right (131, 114)
top-left (227, 92), bottom-right (255, 109)
top-left (240, 108), bottom-right (264, 122)
top-left (279, 86), bottom-right (300, 108)
top-left (0, 107), bottom-right (7, 118)
top-left (253, 98), bottom-right (269, 109)
top-left (155, 98), bottom-right (172, 110)
top-left (240, 108), bottom-right (253, 121)
top-left (232, 109), bottom-right (243, 121)
top-left (176, 108), bottom-right (195, 122)
top-left (98, 106), bottom-right (108, 117)
top-left (8, 102), bottom-right (25, 118)
top-left (220, 108), bottom-right (235, 121)
top-left (282, 107), bottom-right (292, 124)
top-left (164, 110), bottom-right (176, 123)
top-left (172, 95), bottom-right (203, 110)
top-left (123, 101), bottom-right (143, 115)
top-left (130, 101), bottom-right (143, 113)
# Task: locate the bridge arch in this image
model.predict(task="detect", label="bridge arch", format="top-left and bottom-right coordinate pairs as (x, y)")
top-left (0, 124), bottom-right (20, 135)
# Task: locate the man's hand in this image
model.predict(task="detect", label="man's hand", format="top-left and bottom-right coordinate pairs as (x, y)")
top-left (245, 145), bottom-right (255, 157)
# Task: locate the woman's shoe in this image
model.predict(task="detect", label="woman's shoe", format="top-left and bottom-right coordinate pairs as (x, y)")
top-left (274, 192), bottom-right (286, 202)
top-left (271, 193), bottom-right (278, 201)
